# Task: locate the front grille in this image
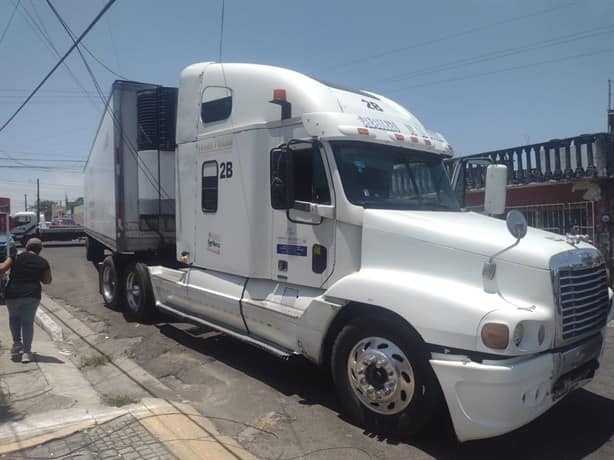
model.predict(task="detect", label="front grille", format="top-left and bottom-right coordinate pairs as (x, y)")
top-left (557, 262), bottom-right (609, 342)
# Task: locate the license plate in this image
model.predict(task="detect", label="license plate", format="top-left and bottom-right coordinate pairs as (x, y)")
top-left (552, 335), bottom-right (603, 400)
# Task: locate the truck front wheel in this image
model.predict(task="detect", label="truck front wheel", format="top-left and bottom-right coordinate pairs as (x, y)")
top-left (331, 316), bottom-right (441, 438)
top-left (100, 256), bottom-right (123, 309)
top-left (123, 262), bottom-right (156, 323)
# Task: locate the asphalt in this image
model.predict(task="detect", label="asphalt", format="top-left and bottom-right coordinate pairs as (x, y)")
top-left (21, 243), bottom-right (614, 459)
top-left (0, 296), bottom-right (256, 459)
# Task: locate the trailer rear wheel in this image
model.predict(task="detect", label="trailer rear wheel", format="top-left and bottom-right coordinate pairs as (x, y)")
top-left (331, 316), bottom-right (441, 438)
top-left (100, 256), bottom-right (123, 309)
top-left (123, 262), bottom-right (156, 323)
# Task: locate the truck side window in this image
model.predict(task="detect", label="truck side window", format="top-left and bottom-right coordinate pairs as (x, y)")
top-left (293, 148), bottom-right (331, 204)
top-left (202, 161), bottom-right (218, 212)
top-left (201, 87), bottom-right (232, 124)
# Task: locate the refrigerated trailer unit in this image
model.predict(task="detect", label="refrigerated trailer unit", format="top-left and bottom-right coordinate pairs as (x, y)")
top-left (83, 80), bottom-right (177, 264)
top-left (84, 63), bottom-right (613, 442)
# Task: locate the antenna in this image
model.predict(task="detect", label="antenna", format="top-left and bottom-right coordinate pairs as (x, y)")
top-left (218, 0), bottom-right (225, 62)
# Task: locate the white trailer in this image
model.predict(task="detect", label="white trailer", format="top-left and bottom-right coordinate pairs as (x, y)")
top-left (86, 62), bottom-right (613, 442)
top-left (83, 80), bottom-right (178, 308)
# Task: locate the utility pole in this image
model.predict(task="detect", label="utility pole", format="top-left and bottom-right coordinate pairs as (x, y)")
top-left (24, 194), bottom-right (28, 211)
top-left (36, 178), bottom-right (40, 225)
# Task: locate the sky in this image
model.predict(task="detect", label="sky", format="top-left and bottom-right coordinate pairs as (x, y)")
top-left (0, 0), bottom-right (612, 212)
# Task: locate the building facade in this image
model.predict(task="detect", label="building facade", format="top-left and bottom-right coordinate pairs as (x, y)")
top-left (460, 110), bottom-right (614, 271)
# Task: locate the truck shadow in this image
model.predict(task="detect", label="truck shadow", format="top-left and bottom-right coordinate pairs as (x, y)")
top-left (157, 323), bottom-right (614, 459)
top-left (41, 241), bottom-right (85, 248)
top-left (421, 389), bottom-right (614, 460)
top-left (157, 323), bottom-right (339, 407)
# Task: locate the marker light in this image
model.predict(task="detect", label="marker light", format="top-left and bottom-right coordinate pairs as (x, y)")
top-left (481, 323), bottom-right (509, 349)
top-left (395, 134), bottom-right (405, 141)
top-left (273, 89), bottom-right (287, 100)
top-left (538, 324), bottom-right (546, 345)
top-left (424, 138), bottom-right (432, 145)
top-left (512, 323), bottom-right (524, 347)
top-left (410, 136), bottom-right (419, 143)
top-left (357, 128), bottom-right (370, 135)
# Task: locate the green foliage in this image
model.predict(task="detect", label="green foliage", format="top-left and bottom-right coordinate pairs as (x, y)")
top-left (102, 394), bottom-right (139, 407)
top-left (79, 354), bottom-right (109, 368)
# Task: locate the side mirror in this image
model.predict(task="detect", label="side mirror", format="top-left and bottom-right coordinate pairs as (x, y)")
top-left (484, 164), bottom-right (507, 215)
top-left (506, 209), bottom-right (527, 240)
top-left (270, 146), bottom-right (295, 210)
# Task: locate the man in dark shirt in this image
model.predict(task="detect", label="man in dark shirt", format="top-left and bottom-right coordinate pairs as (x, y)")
top-left (0, 238), bottom-right (52, 363)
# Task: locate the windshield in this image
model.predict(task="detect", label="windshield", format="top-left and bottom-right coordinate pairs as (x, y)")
top-left (14, 215), bottom-right (32, 226)
top-left (331, 141), bottom-right (459, 211)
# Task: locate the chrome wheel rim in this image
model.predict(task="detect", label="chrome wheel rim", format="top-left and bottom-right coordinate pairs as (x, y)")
top-left (102, 265), bottom-right (115, 301)
top-left (347, 336), bottom-right (415, 415)
top-left (125, 271), bottom-right (141, 312)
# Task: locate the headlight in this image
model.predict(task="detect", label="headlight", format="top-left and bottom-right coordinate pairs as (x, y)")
top-left (481, 323), bottom-right (509, 349)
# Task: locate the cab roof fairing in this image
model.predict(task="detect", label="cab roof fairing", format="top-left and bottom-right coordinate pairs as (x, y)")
top-left (175, 62), bottom-right (453, 155)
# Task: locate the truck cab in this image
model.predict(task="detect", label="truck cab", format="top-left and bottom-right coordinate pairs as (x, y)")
top-left (10, 211), bottom-right (38, 244)
top-left (112, 62), bottom-right (612, 442)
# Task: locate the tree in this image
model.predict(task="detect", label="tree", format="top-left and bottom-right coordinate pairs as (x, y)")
top-left (28, 200), bottom-right (55, 221)
top-left (67, 197), bottom-right (84, 213)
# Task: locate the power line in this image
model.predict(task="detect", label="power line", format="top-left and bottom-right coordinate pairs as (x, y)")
top-left (0, 94), bottom-right (101, 99)
top-left (46, 0), bottom-right (173, 201)
top-left (100, 0), bottom-right (121, 74)
top-left (0, 99), bottom-right (98, 106)
top-left (31, 0), bottom-right (127, 80)
top-left (321, 1), bottom-right (578, 72)
top-left (378, 24), bottom-right (614, 85)
top-left (0, 0), bottom-right (21, 47)
top-left (0, 149), bottom-right (85, 159)
top-left (0, 165), bottom-right (83, 172)
top-left (0, 88), bottom-right (99, 94)
top-left (0, 0), bottom-right (117, 135)
top-left (12, 0), bottom-right (101, 110)
top-left (385, 47), bottom-right (614, 92)
top-left (218, 0), bottom-right (225, 62)
top-left (0, 156), bottom-right (85, 162)
top-left (29, 0), bottom-right (52, 40)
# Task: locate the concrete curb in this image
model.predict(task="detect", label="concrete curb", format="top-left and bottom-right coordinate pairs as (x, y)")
top-left (38, 293), bottom-right (175, 397)
top-left (35, 305), bottom-right (63, 342)
top-left (32, 294), bottom-right (256, 459)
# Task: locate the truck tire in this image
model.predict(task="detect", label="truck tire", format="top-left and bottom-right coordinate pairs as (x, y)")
top-left (122, 262), bottom-right (156, 323)
top-left (100, 256), bottom-right (123, 309)
top-left (86, 237), bottom-right (105, 263)
top-left (331, 316), bottom-right (441, 438)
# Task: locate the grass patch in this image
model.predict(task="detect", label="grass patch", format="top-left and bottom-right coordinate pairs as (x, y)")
top-left (79, 354), bottom-right (109, 369)
top-left (102, 394), bottom-right (139, 407)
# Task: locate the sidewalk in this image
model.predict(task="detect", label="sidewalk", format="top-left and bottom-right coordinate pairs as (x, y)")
top-left (0, 300), bottom-right (257, 460)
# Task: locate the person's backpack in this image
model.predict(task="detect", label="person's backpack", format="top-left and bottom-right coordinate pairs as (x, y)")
top-left (0, 238), bottom-right (17, 304)
top-left (0, 273), bottom-right (8, 305)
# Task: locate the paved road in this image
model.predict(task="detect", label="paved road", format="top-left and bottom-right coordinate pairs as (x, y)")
top-left (41, 243), bottom-right (614, 460)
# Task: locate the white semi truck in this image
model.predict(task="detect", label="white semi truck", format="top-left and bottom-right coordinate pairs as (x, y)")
top-left (84, 62), bottom-right (613, 442)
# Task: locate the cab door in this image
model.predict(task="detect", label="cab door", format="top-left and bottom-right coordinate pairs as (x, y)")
top-left (271, 143), bottom-right (336, 288)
